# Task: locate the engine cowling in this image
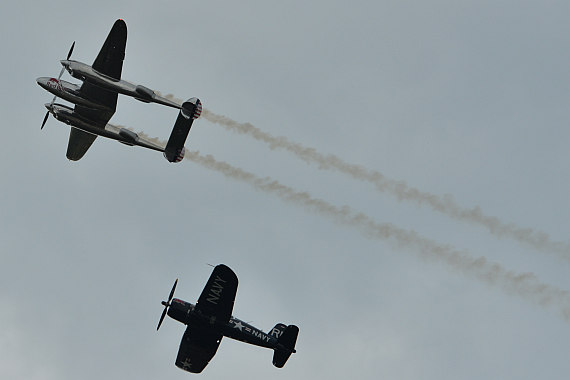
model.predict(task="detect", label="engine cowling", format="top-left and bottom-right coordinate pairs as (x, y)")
top-left (168, 298), bottom-right (195, 325)
top-left (135, 85), bottom-right (155, 101)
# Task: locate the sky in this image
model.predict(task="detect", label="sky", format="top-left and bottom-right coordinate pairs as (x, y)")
top-left (2, 1), bottom-right (570, 379)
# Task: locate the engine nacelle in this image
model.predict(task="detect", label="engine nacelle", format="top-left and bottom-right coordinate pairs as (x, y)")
top-left (167, 298), bottom-right (195, 325)
top-left (135, 85), bottom-right (155, 100)
top-left (118, 128), bottom-right (139, 146)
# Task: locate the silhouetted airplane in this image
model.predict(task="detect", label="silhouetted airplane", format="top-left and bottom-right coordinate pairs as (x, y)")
top-left (157, 264), bottom-right (299, 373)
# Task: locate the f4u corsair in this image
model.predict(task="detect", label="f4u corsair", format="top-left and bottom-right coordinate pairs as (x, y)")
top-left (37, 19), bottom-right (201, 162)
top-left (157, 264), bottom-right (299, 373)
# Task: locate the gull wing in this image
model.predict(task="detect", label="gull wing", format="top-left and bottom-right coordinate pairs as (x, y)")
top-left (175, 325), bottom-right (222, 373)
top-left (194, 264), bottom-right (238, 325)
top-left (174, 266), bottom-right (238, 373)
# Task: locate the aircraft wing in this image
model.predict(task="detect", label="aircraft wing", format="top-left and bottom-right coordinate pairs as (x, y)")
top-left (91, 19), bottom-right (127, 81)
top-left (175, 325), bottom-right (222, 373)
top-left (74, 19), bottom-right (127, 124)
top-left (66, 128), bottom-right (97, 161)
top-left (194, 265), bottom-right (238, 325)
top-left (68, 19), bottom-right (127, 159)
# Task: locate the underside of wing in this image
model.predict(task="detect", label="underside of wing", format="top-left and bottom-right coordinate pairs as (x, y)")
top-left (66, 128), bottom-right (97, 161)
top-left (92, 19), bottom-right (127, 80)
top-left (75, 19), bottom-right (127, 124)
top-left (195, 265), bottom-right (238, 325)
top-left (175, 325), bottom-right (222, 373)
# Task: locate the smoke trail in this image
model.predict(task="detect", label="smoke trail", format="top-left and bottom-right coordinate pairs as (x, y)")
top-left (182, 150), bottom-right (570, 322)
top-left (189, 104), bottom-right (569, 258)
top-left (116, 120), bottom-right (570, 321)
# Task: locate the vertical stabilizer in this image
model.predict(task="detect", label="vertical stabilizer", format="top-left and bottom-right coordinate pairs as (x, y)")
top-left (272, 324), bottom-right (299, 368)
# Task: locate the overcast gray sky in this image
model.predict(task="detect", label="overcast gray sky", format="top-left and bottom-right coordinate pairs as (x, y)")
top-left (2, 1), bottom-right (570, 379)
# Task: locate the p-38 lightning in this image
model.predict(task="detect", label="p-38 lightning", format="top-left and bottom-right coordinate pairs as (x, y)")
top-left (157, 265), bottom-right (299, 373)
top-left (36, 19), bottom-right (201, 162)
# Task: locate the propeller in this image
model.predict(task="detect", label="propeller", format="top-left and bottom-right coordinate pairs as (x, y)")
top-left (41, 109), bottom-right (50, 129)
top-left (66, 41), bottom-right (75, 60)
top-left (157, 279), bottom-right (178, 331)
top-left (57, 41), bottom-right (75, 79)
top-left (41, 41), bottom-right (75, 130)
top-left (41, 98), bottom-right (56, 130)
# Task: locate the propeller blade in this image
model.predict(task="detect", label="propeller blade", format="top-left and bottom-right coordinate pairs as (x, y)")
top-left (168, 279), bottom-right (178, 302)
top-left (56, 42), bottom-right (75, 80)
top-left (41, 111), bottom-right (49, 130)
top-left (41, 41), bottom-right (74, 129)
top-left (67, 41), bottom-right (75, 60)
top-left (157, 308), bottom-right (168, 331)
top-left (157, 279), bottom-right (178, 331)
top-left (57, 66), bottom-right (66, 80)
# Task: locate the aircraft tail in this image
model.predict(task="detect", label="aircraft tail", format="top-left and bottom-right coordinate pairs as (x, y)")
top-left (163, 98), bottom-right (202, 163)
top-left (271, 323), bottom-right (299, 368)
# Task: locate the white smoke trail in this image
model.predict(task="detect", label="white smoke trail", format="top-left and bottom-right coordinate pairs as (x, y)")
top-left (143, 96), bottom-right (570, 258)
top-left (116, 120), bottom-right (570, 321)
top-left (190, 105), bottom-right (569, 259)
top-left (182, 150), bottom-right (570, 322)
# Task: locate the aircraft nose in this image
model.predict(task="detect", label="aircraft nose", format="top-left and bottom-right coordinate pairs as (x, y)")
top-left (36, 77), bottom-right (47, 87)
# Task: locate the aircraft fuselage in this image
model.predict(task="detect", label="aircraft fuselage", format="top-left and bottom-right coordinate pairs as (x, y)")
top-left (60, 59), bottom-right (181, 109)
top-left (168, 298), bottom-right (280, 350)
top-left (37, 77), bottom-right (111, 110)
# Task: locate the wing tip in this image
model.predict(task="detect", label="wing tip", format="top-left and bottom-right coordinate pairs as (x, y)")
top-left (114, 19), bottom-right (127, 28)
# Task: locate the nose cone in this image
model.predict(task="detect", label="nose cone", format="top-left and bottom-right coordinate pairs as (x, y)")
top-left (44, 103), bottom-right (53, 111)
top-left (36, 77), bottom-right (49, 88)
top-left (37, 77), bottom-right (63, 96)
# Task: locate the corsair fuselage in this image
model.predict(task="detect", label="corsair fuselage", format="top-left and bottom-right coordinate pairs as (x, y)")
top-left (167, 298), bottom-right (281, 349)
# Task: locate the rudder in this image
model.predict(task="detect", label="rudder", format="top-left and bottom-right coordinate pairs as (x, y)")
top-left (272, 324), bottom-right (299, 368)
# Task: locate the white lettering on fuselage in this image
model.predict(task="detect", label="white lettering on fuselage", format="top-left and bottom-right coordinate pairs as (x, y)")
top-left (270, 327), bottom-right (283, 338)
top-left (206, 275), bottom-right (227, 304)
top-left (231, 320), bottom-right (272, 343)
top-left (47, 78), bottom-right (63, 92)
top-left (251, 329), bottom-right (271, 343)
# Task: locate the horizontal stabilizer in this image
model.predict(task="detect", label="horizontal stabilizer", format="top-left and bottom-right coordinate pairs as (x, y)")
top-left (163, 98), bottom-right (201, 163)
